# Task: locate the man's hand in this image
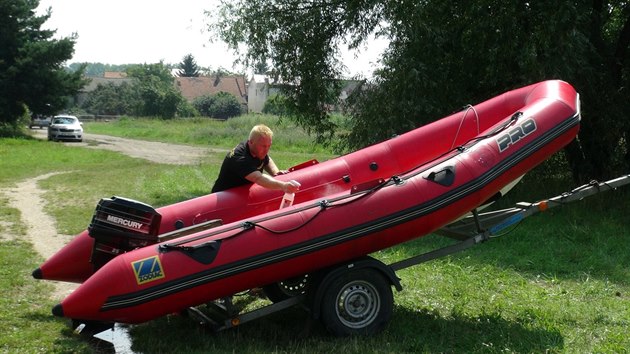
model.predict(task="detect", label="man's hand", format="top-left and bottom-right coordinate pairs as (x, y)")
top-left (246, 171), bottom-right (300, 193)
top-left (283, 180), bottom-right (301, 193)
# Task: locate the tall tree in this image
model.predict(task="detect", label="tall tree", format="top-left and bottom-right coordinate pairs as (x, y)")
top-left (127, 62), bottom-right (184, 118)
top-left (213, 0), bottom-right (356, 140)
top-left (177, 54), bottom-right (201, 77)
top-left (213, 0), bottom-right (630, 181)
top-left (0, 0), bottom-right (86, 126)
top-left (253, 59), bottom-right (270, 75)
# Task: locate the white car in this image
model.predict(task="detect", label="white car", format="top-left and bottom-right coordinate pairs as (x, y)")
top-left (48, 115), bottom-right (83, 142)
top-left (29, 116), bottom-right (52, 129)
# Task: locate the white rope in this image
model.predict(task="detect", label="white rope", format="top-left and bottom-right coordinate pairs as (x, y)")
top-left (450, 104), bottom-right (480, 150)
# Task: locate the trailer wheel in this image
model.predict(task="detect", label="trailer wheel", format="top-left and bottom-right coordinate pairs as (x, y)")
top-left (263, 274), bottom-right (309, 303)
top-left (320, 268), bottom-right (392, 336)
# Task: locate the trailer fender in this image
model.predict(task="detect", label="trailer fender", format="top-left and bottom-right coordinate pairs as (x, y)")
top-left (309, 256), bottom-right (402, 320)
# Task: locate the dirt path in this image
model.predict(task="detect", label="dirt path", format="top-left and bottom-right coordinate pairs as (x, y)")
top-left (30, 129), bottom-right (226, 165)
top-left (2, 172), bottom-right (77, 299)
top-left (79, 133), bottom-right (219, 165)
top-left (2, 132), bottom-right (224, 299)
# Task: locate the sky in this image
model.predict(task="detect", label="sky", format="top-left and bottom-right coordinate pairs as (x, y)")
top-left (36, 0), bottom-right (387, 77)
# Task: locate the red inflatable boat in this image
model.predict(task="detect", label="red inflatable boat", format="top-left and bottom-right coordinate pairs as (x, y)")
top-left (45, 80), bottom-right (580, 333)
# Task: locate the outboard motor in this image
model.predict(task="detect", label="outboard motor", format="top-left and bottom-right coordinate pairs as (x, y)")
top-left (88, 196), bottom-right (162, 269)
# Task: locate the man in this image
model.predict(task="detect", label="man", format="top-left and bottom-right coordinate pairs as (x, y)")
top-left (211, 124), bottom-right (300, 193)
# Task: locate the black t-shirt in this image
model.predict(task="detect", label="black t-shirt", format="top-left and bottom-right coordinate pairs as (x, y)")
top-left (211, 141), bottom-right (270, 193)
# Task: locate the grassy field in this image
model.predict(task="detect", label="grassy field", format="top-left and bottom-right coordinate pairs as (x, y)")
top-left (0, 115), bottom-right (628, 353)
top-left (84, 114), bottom-right (337, 155)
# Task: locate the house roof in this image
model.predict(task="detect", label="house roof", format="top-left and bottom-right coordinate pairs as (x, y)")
top-left (175, 76), bottom-right (248, 104)
top-left (81, 77), bottom-right (133, 92)
top-left (103, 71), bottom-right (128, 79)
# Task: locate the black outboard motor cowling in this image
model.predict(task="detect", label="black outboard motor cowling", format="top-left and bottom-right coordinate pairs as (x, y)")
top-left (88, 196), bottom-right (162, 269)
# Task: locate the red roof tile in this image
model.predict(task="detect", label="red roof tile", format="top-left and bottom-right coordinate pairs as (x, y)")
top-left (175, 76), bottom-right (247, 104)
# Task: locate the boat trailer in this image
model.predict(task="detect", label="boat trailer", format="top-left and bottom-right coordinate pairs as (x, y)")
top-left (180, 174), bottom-right (630, 335)
top-left (80, 174), bottom-right (629, 337)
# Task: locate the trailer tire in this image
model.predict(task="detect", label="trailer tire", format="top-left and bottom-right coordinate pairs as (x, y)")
top-left (320, 268), bottom-right (392, 336)
top-left (263, 274), bottom-right (309, 303)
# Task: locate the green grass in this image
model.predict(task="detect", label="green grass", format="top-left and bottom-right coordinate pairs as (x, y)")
top-left (85, 114), bottom-right (335, 155)
top-left (0, 239), bottom-right (96, 353)
top-left (0, 120), bottom-right (628, 353)
top-left (0, 190), bottom-right (93, 353)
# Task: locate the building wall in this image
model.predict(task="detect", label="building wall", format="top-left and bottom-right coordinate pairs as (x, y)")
top-left (247, 79), bottom-right (269, 113)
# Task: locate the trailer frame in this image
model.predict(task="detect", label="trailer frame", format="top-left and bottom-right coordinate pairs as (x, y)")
top-left (181, 174), bottom-right (630, 335)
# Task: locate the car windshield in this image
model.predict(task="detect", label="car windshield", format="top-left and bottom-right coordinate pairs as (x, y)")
top-left (53, 118), bottom-right (76, 124)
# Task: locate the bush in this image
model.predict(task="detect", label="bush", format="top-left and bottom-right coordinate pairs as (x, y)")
top-left (211, 92), bottom-right (242, 119)
top-left (262, 94), bottom-right (289, 116)
top-left (177, 100), bottom-right (199, 118)
top-left (193, 92), bottom-right (242, 120)
top-left (192, 95), bottom-right (214, 117)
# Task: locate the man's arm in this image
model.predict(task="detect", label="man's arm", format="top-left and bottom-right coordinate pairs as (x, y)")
top-left (264, 157), bottom-right (283, 176)
top-left (245, 170), bottom-right (300, 193)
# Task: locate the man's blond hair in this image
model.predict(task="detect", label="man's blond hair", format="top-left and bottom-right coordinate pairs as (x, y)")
top-left (249, 124), bottom-right (274, 141)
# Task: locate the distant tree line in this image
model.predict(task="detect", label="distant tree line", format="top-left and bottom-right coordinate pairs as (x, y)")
top-left (73, 54), bottom-right (242, 119)
top-left (79, 63), bottom-right (184, 118)
top-left (67, 63), bottom-right (132, 77)
top-left (81, 61), bottom-right (242, 120)
top-left (67, 54), bottom-right (237, 79)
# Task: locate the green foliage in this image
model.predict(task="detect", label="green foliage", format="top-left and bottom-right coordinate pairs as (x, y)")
top-left (262, 94), bottom-right (290, 116)
top-left (127, 62), bottom-right (174, 84)
top-left (126, 62), bottom-right (185, 118)
top-left (347, 1), bottom-right (630, 182)
top-left (212, 0), bottom-right (355, 140)
top-left (81, 81), bottom-right (140, 115)
top-left (213, 0), bottom-right (630, 181)
top-left (193, 95), bottom-right (217, 117)
top-left (176, 99), bottom-right (199, 118)
top-left (192, 92), bottom-right (242, 119)
top-left (78, 62), bottom-right (201, 117)
top-left (67, 62), bottom-right (134, 76)
top-left (0, 110), bottom-right (30, 137)
top-left (177, 53), bottom-right (201, 77)
top-left (253, 59), bottom-right (271, 75)
top-left (0, 0), bottom-right (87, 126)
top-left (212, 92), bottom-right (242, 119)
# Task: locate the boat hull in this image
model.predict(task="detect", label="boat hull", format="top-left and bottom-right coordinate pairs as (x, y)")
top-left (52, 80), bottom-right (581, 324)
